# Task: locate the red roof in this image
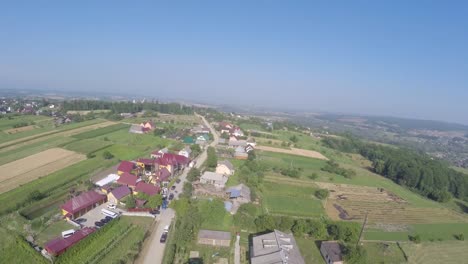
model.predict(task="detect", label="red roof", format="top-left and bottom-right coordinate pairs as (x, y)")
top-left (157, 153), bottom-right (190, 166)
top-left (117, 161), bottom-right (135, 173)
top-left (117, 172), bottom-right (139, 187)
top-left (110, 186), bottom-right (131, 200)
top-left (157, 167), bottom-right (171, 182)
top-left (135, 182), bottom-right (160, 196)
top-left (61, 191), bottom-right (107, 214)
top-left (137, 158), bottom-right (154, 166)
top-left (45, 227), bottom-right (96, 256)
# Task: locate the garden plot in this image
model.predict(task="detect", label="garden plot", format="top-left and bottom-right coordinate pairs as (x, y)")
top-left (0, 148), bottom-right (85, 194)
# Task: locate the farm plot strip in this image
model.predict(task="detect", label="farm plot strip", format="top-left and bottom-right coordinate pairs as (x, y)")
top-left (256, 146), bottom-right (328, 160)
top-left (0, 148), bottom-right (85, 194)
top-left (0, 121), bottom-right (116, 153)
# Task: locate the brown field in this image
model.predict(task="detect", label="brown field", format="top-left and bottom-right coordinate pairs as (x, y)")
top-left (157, 113), bottom-right (200, 124)
top-left (0, 148), bottom-right (85, 194)
top-left (0, 121), bottom-right (116, 153)
top-left (256, 145), bottom-right (328, 160)
top-left (3, 125), bottom-right (36, 134)
top-left (318, 182), bottom-right (467, 224)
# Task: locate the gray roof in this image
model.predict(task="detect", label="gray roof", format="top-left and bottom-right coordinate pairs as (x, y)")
top-left (229, 140), bottom-right (247, 147)
top-left (200, 172), bottom-right (227, 185)
top-left (129, 124), bottom-right (143, 133)
top-left (321, 241), bottom-right (342, 262)
top-left (198, 230), bottom-right (231, 241)
top-left (227, 184), bottom-right (251, 200)
top-left (251, 230), bottom-right (305, 264)
top-left (235, 146), bottom-right (246, 153)
top-left (218, 160), bottom-right (234, 171)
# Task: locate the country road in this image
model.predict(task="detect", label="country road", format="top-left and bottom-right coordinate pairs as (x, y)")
top-left (138, 114), bottom-right (218, 264)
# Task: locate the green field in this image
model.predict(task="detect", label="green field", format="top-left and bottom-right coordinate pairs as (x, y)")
top-left (63, 138), bottom-right (113, 154)
top-left (0, 227), bottom-right (48, 264)
top-left (295, 237), bottom-right (325, 264)
top-left (401, 240), bottom-right (468, 264)
top-left (363, 242), bottom-right (407, 264)
top-left (263, 195), bottom-right (325, 217)
top-left (0, 115), bottom-right (50, 131)
top-left (72, 123), bottom-right (129, 139)
top-left (365, 223), bottom-right (468, 242)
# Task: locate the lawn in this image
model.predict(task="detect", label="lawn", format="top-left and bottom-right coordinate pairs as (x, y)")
top-left (295, 237), bottom-right (325, 264)
top-left (263, 195), bottom-right (324, 217)
top-left (0, 227), bottom-right (48, 264)
top-left (400, 240), bottom-right (468, 264)
top-left (63, 138), bottom-right (113, 154)
top-left (365, 223), bottom-right (468, 242)
top-left (363, 242), bottom-right (407, 264)
top-left (35, 220), bottom-right (76, 247)
top-left (72, 123), bottom-right (129, 139)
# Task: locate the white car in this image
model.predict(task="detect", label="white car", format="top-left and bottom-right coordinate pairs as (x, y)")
top-left (107, 204), bottom-right (116, 210)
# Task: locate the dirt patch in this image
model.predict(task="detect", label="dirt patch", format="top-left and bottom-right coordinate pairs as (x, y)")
top-left (256, 145), bottom-right (328, 160)
top-left (0, 148), bottom-right (86, 194)
top-left (4, 125), bottom-right (36, 134)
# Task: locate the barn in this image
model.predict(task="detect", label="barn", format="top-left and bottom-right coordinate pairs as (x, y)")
top-left (197, 230), bottom-right (231, 247)
top-left (61, 191), bottom-right (107, 220)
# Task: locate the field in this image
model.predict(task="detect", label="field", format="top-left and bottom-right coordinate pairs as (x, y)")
top-left (256, 146), bottom-right (328, 160)
top-left (295, 237), bottom-right (325, 264)
top-left (363, 242), bottom-right (407, 263)
top-left (4, 125), bottom-right (36, 134)
top-left (400, 241), bottom-right (468, 264)
top-left (364, 223), bottom-right (468, 241)
top-left (0, 227), bottom-right (48, 264)
top-left (0, 148), bottom-right (86, 194)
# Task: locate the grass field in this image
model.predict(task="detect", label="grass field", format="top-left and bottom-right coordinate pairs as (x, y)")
top-left (72, 123), bottom-right (129, 139)
top-left (364, 223), bottom-right (468, 241)
top-left (0, 227), bottom-right (48, 264)
top-left (63, 139), bottom-right (113, 154)
top-left (363, 242), bottom-right (407, 264)
top-left (401, 240), bottom-right (468, 264)
top-left (295, 237), bottom-right (325, 264)
top-left (35, 220), bottom-right (76, 247)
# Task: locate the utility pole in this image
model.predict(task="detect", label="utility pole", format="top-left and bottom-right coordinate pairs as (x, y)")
top-left (357, 212), bottom-right (369, 246)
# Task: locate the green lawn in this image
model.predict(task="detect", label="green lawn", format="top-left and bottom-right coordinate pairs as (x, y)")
top-left (72, 123), bottom-right (129, 139)
top-left (263, 195), bottom-right (324, 217)
top-left (63, 138), bottom-right (113, 154)
top-left (365, 223), bottom-right (468, 242)
top-left (0, 115), bottom-right (50, 131)
top-left (0, 227), bottom-right (48, 264)
top-left (363, 242), bottom-right (407, 264)
top-left (295, 237), bottom-right (325, 264)
top-left (35, 220), bottom-right (76, 247)
top-left (401, 240), bottom-right (468, 264)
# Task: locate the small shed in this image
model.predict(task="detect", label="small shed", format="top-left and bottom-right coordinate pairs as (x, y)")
top-left (197, 230), bottom-right (231, 247)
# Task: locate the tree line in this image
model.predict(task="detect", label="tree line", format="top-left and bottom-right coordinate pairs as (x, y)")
top-left (322, 136), bottom-right (468, 202)
top-left (62, 100), bottom-right (194, 115)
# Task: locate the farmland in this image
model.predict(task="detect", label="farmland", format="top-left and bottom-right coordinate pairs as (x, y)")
top-left (0, 148), bottom-right (86, 194)
top-left (256, 145), bottom-right (328, 160)
top-left (401, 241), bottom-right (468, 264)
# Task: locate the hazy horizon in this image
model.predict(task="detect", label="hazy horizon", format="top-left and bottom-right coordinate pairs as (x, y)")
top-left (1, 1), bottom-right (468, 123)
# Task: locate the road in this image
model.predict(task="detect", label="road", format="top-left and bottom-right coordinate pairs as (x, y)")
top-left (139, 114), bottom-right (218, 264)
top-left (234, 234), bottom-right (240, 264)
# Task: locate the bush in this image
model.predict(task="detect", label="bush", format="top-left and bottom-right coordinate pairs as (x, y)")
top-left (102, 151), bottom-right (114, 160)
top-left (315, 189), bottom-right (329, 200)
top-left (455, 233), bottom-right (465, 241)
top-left (409, 234), bottom-right (421, 243)
top-left (309, 173), bottom-right (318, 180)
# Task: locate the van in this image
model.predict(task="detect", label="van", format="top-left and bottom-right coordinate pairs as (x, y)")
top-left (61, 229), bottom-right (75, 238)
top-left (163, 225), bottom-right (170, 233)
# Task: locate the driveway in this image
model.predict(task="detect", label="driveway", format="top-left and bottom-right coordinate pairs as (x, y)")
top-left (138, 114), bottom-right (218, 264)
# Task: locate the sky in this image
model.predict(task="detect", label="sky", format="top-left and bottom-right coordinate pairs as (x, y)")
top-left (1, 1), bottom-right (468, 123)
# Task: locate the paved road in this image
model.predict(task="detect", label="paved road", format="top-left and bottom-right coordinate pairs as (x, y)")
top-left (139, 114), bottom-right (218, 264)
top-left (234, 234), bottom-right (240, 264)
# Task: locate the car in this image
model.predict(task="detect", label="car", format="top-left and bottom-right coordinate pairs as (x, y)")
top-left (107, 203), bottom-right (116, 209)
top-left (101, 218), bottom-right (110, 224)
top-left (176, 179), bottom-right (181, 183)
top-left (150, 209), bottom-right (160, 215)
top-left (168, 193), bottom-right (174, 200)
top-left (163, 225), bottom-right (170, 232)
top-left (160, 232), bottom-right (168, 243)
top-left (95, 221), bottom-right (104, 227)
top-left (170, 185), bottom-right (176, 190)
top-left (105, 216), bottom-right (113, 221)
top-left (75, 218), bottom-right (86, 223)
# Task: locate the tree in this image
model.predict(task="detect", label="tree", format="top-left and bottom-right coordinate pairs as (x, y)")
top-left (206, 147), bottom-right (218, 168)
top-left (289, 135), bottom-right (298, 143)
top-left (455, 233), bottom-right (465, 241)
top-left (309, 220), bottom-right (327, 239)
top-left (146, 194), bottom-right (163, 208)
top-left (315, 189), bottom-right (330, 200)
top-left (255, 215), bottom-right (276, 231)
top-left (292, 219), bottom-right (308, 236)
top-left (409, 234), bottom-right (421, 243)
top-left (221, 132), bottom-right (230, 139)
top-left (309, 172), bottom-right (318, 180)
top-left (187, 168), bottom-right (201, 182)
top-left (278, 216), bottom-right (295, 232)
top-left (248, 150), bottom-right (256, 161)
top-left (27, 190), bottom-right (46, 202)
top-left (102, 151), bottom-right (114, 160)
top-left (124, 196), bottom-right (136, 209)
top-left (342, 244), bottom-right (367, 264)
top-left (190, 144), bottom-right (202, 157)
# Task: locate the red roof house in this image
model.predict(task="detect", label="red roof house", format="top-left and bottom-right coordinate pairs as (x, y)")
top-left (156, 167), bottom-right (171, 182)
top-left (61, 191), bottom-right (107, 219)
top-left (117, 172), bottom-right (139, 188)
top-left (45, 227), bottom-right (96, 256)
top-left (117, 161), bottom-right (135, 175)
top-left (134, 182), bottom-right (160, 196)
top-left (108, 186), bottom-right (131, 204)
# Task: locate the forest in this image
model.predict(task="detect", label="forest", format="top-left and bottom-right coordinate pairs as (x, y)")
top-left (62, 100), bottom-right (194, 115)
top-left (322, 136), bottom-right (468, 202)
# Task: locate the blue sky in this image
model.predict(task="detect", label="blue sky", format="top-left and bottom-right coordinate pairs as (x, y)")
top-left (1, 1), bottom-right (468, 123)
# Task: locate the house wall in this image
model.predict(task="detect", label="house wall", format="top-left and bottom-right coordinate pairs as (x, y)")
top-left (197, 238), bottom-right (231, 247)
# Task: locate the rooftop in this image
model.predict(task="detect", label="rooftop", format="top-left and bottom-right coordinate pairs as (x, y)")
top-left (117, 161), bottom-right (135, 173)
top-left (45, 227), bottom-right (96, 255)
top-left (61, 191), bottom-right (107, 214)
top-left (218, 160), bottom-right (234, 171)
top-left (321, 241), bottom-right (343, 262)
top-left (110, 185), bottom-right (131, 200)
top-left (251, 230), bottom-right (305, 264)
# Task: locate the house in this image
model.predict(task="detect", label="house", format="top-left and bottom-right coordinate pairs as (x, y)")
top-left (150, 148), bottom-right (169, 159)
top-left (250, 230), bottom-right (305, 264)
top-left (139, 121), bottom-right (155, 131)
top-left (129, 124), bottom-right (144, 134)
top-left (192, 125), bottom-right (210, 134)
top-left (195, 134), bottom-right (210, 145)
top-left (183, 136), bottom-right (195, 144)
top-left (117, 172), bottom-right (139, 188)
top-left (200, 172), bottom-right (228, 188)
top-left (178, 146), bottom-right (192, 158)
top-left (245, 144), bottom-right (255, 153)
top-left (136, 158), bottom-right (155, 172)
top-left (197, 230), bottom-right (231, 247)
top-left (117, 161), bottom-right (135, 175)
top-left (230, 127), bottom-right (244, 137)
top-left (95, 174), bottom-right (119, 187)
top-left (246, 138), bottom-right (256, 147)
top-left (226, 184), bottom-right (251, 202)
top-left (320, 241), bottom-right (344, 264)
top-left (155, 153), bottom-right (190, 174)
top-left (229, 139), bottom-right (247, 148)
top-left (216, 160), bottom-right (235, 176)
top-left (108, 186), bottom-right (131, 204)
top-left (234, 146), bottom-right (248, 160)
top-left (153, 167), bottom-right (171, 184)
top-left (61, 191), bottom-right (107, 220)
top-left (134, 182), bottom-right (160, 196)
top-left (45, 227), bottom-right (96, 256)
top-left (218, 138), bottom-right (227, 145)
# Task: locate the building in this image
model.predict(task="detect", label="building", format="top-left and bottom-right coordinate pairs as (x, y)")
top-left (140, 121), bottom-right (155, 131)
top-left (250, 230), bottom-right (305, 264)
top-left (226, 184), bottom-right (251, 202)
top-left (229, 139), bottom-right (247, 148)
top-left (95, 174), bottom-right (119, 187)
top-left (117, 161), bottom-right (135, 175)
top-left (136, 158), bottom-right (155, 172)
top-left (183, 136), bottom-right (195, 144)
top-left (61, 191), bottom-right (107, 219)
top-left (129, 124), bottom-right (144, 134)
top-left (216, 160), bottom-right (235, 175)
top-left (234, 146), bottom-right (248, 160)
top-left (117, 172), bottom-right (139, 188)
top-left (108, 186), bottom-right (131, 204)
top-left (178, 146), bottom-right (192, 158)
top-left (45, 227), bottom-right (96, 256)
top-left (200, 171), bottom-right (228, 188)
top-left (197, 230), bottom-right (231, 247)
top-left (134, 181), bottom-right (160, 196)
top-left (320, 241), bottom-right (344, 264)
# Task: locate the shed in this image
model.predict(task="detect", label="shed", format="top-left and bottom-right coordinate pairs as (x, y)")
top-left (320, 241), bottom-right (344, 264)
top-left (45, 227), bottom-right (96, 256)
top-left (95, 174), bottom-right (119, 187)
top-left (61, 191), bottom-right (107, 219)
top-left (197, 230), bottom-right (231, 247)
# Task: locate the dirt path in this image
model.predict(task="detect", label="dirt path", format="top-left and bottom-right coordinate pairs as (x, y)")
top-left (0, 148), bottom-right (85, 194)
top-left (0, 121), bottom-right (115, 153)
top-left (256, 145), bottom-right (328, 160)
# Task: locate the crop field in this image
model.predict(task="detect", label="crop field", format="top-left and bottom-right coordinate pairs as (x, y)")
top-left (63, 139), bottom-right (113, 154)
top-left (0, 227), bottom-right (48, 264)
top-left (363, 242), bottom-right (406, 264)
top-left (364, 223), bottom-right (468, 241)
top-left (0, 148), bottom-right (86, 194)
top-left (66, 109), bottom-right (111, 115)
top-left (72, 123), bottom-right (129, 139)
top-left (318, 182), bottom-right (467, 224)
top-left (4, 124), bottom-right (37, 134)
top-left (401, 241), bottom-right (468, 264)
top-left (262, 180), bottom-right (325, 217)
top-left (257, 146), bottom-right (328, 160)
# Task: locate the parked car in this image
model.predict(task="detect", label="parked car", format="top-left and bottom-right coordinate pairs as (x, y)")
top-left (107, 203), bottom-right (116, 210)
top-left (160, 232), bottom-right (168, 243)
top-left (75, 218), bottom-right (86, 223)
top-left (105, 216), bottom-right (113, 221)
top-left (95, 221), bottom-right (104, 227)
top-left (101, 218), bottom-right (110, 224)
top-left (176, 179), bottom-right (181, 183)
top-left (168, 193), bottom-right (174, 200)
top-left (171, 185), bottom-right (176, 190)
top-left (150, 209), bottom-right (160, 215)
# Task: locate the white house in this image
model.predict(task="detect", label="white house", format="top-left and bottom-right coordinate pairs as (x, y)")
top-left (200, 172), bottom-right (228, 188)
top-left (216, 160), bottom-right (235, 176)
top-left (178, 146), bottom-right (192, 158)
